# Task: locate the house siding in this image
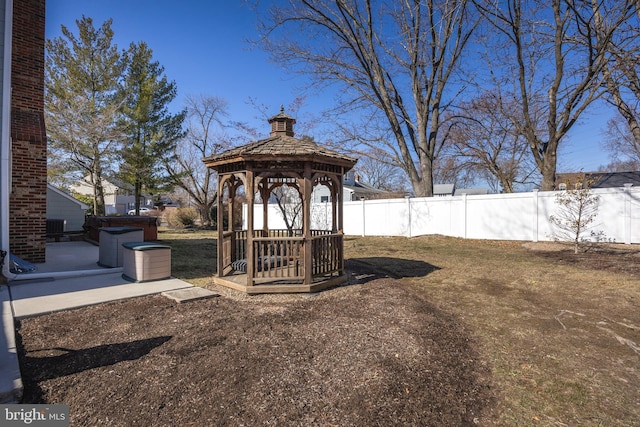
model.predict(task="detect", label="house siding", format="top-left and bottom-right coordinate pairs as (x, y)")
top-left (9, 0), bottom-right (46, 262)
top-left (46, 187), bottom-right (87, 232)
top-left (70, 177), bottom-right (147, 215)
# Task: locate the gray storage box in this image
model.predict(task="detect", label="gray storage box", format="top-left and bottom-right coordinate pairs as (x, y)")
top-left (98, 226), bottom-right (144, 267)
top-left (122, 242), bottom-right (171, 282)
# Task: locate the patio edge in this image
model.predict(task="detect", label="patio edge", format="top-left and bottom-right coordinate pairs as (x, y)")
top-left (0, 284), bottom-right (22, 403)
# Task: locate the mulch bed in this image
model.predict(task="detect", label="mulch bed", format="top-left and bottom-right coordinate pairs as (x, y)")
top-left (523, 241), bottom-right (640, 278)
top-left (16, 262), bottom-right (495, 426)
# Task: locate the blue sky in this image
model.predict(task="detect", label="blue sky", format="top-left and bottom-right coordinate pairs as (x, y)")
top-left (46, 0), bottom-right (322, 138)
top-left (45, 0), bottom-right (615, 174)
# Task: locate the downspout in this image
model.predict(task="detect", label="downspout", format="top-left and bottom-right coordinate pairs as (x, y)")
top-left (0, 0), bottom-right (15, 281)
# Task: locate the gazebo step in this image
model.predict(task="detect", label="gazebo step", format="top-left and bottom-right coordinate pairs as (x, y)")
top-left (212, 275), bottom-right (346, 294)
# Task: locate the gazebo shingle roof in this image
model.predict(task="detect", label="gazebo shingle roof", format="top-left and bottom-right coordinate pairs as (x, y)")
top-left (203, 135), bottom-right (357, 172)
top-left (203, 107), bottom-right (356, 172)
top-left (204, 135), bottom-right (356, 166)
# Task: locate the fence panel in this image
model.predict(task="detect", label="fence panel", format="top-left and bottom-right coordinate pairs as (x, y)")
top-left (246, 187), bottom-right (640, 244)
top-left (466, 193), bottom-right (535, 241)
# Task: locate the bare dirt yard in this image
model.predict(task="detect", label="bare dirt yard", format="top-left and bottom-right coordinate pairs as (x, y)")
top-left (15, 232), bottom-right (640, 426)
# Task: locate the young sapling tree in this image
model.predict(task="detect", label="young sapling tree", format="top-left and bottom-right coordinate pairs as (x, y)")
top-left (549, 176), bottom-right (601, 254)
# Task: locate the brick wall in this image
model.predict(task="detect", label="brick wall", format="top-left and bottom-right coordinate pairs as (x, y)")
top-left (10, 0), bottom-right (46, 263)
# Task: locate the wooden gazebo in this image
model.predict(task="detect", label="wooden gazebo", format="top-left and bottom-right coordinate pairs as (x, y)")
top-left (203, 108), bottom-right (357, 294)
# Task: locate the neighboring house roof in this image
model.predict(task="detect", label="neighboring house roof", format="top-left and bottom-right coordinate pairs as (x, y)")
top-left (434, 183), bottom-right (455, 196)
top-left (591, 171), bottom-right (640, 188)
top-left (344, 181), bottom-right (393, 200)
top-left (454, 188), bottom-right (489, 196)
top-left (341, 171), bottom-right (403, 200)
top-left (105, 176), bottom-right (134, 192)
top-left (555, 171), bottom-right (640, 189)
top-left (47, 184), bottom-right (89, 209)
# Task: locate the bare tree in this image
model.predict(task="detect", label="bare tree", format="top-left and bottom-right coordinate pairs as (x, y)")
top-left (448, 91), bottom-right (538, 192)
top-left (597, 156), bottom-right (640, 173)
top-left (603, 114), bottom-right (640, 166)
top-left (165, 95), bottom-right (228, 226)
top-left (353, 152), bottom-right (408, 193)
top-left (593, 1), bottom-right (640, 164)
top-left (475, 0), bottom-right (632, 190)
top-left (258, 0), bottom-right (478, 197)
top-left (429, 156), bottom-right (475, 188)
top-left (271, 184), bottom-right (303, 234)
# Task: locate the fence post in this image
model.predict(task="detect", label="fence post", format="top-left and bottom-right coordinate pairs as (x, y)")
top-left (361, 197), bottom-right (366, 237)
top-left (462, 193), bottom-right (468, 239)
top-left (406, 196), bottom-right (412, 237)
top-left (532, 189), bottom-right (539, 242)
top-left (624, 184), bottom-right (633, 245)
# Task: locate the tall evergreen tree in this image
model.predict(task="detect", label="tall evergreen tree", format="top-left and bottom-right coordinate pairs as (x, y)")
top-left (119, 42), bottom-right (185, 214)
top-left (45, 16), bottom-right (125, 215)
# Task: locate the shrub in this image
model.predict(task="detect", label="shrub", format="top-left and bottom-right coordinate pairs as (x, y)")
top-left (166, 207), bottom-right (199, 228)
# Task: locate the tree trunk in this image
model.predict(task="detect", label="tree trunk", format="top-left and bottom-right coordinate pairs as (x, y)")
top-left (540, 151), bottom-right (558, 191)
top-left (95, 182), bottom-right (106, 216)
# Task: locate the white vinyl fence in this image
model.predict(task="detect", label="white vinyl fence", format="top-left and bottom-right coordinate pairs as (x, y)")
top-left (246, 186), bottom-right (640, 244)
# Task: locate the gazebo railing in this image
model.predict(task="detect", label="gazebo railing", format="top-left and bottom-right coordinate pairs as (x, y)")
top-left (252, 236), bottom-right (304, 281)
top-left (310, 233), bottom-right (342, 276)
top-left (254, 229), bottom-right (300, 238)
top-left (223, 229), bottom-right (343, 283)
top-left (253, 229), bottom-right (334, 238)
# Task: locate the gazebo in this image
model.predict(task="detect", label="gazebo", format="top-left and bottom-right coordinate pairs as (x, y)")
top-left (202, 108), bottom-right (357, 294)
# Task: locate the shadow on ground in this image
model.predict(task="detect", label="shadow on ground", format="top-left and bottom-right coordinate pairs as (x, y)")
top-left (347, 256), bottom-right (440, 281)
top-left (17, 333), bottom-right (171, 403)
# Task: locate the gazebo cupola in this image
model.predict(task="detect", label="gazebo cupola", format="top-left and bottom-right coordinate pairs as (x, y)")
top-left (203, 108), bottom-right (357, 294)
top-left (268, 106), bottom-right (296, 137)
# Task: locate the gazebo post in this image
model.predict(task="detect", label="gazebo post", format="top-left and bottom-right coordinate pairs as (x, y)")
top-left (246, 168), bottom-right (255, 287)
top-left (303, 161), bottom-right (313, 286)
top-left (329, 176), bottom-right (338, 233)
top-left (337, 173), bottom-right (345, 275)
top-left (227, 182), bottom-right (236, 233)
top-left (216, 175), bottom-right (225, 278)
top-left (260, 181), bottom-right (269, 237)
top-left (337, 172), bottom-right (344, 232)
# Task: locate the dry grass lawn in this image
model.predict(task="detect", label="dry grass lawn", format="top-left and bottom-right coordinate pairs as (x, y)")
top-left (344, 235), bottom-right (640, 426)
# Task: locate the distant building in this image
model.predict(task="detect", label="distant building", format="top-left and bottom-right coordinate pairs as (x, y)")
top-left (312, 171), bottom-right (400, 202)
top-left (433, 183), bottom-right (455, 196)
top-left (454, 188), bottom-right (489, 196)
top-left (70, 176), bottom-right (154, 215)
top-left (555, 171), bottom-right (640, 190)
top-left (46, 184), bottom-right (89, 233)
